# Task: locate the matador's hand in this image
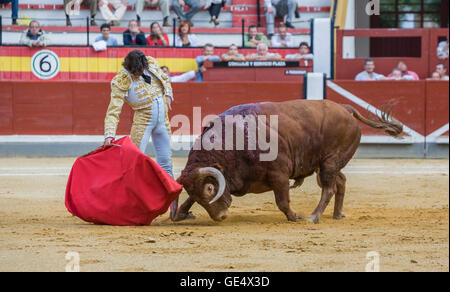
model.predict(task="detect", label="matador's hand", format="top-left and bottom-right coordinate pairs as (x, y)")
top-left (165, 96), bottom-right (172, 111)
top-left (104, 137), bottom-right (113, 146)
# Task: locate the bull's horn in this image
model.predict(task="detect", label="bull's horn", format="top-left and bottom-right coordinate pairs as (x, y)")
top-left (198, 167), bottom-right (226, 204)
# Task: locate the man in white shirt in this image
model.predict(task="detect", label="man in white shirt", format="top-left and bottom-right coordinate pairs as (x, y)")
top-left (265, 0), bottom-right (297, 37)
top-left (355, 58), bottom-right (385, 81)
top-left (285, 41), bottom-right (313, 61)
top-left (436, 63), bottom-right (449, 81)
top-left (270, 23), bottom-right (295, 48)
top-left (161, 66), bottom-right (202, 82)
top-left (245, 43), bottom-right (282, 61)
top-left (437, 38), bottom-right (449, 60)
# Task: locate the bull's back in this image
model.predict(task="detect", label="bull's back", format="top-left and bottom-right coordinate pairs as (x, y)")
top-left (225, 100), bottom-right (361, 171)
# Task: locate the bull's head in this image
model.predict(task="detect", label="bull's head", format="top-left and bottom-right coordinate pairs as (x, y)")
top-left (178, 165), bottom-right (231, 222)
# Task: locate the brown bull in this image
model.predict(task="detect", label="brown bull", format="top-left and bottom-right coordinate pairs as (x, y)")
top-left (174, 100), bottom-right (402, 223)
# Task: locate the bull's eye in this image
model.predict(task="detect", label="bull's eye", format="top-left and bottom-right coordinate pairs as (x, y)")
top-left (208, 185), bottom-right (213, 192)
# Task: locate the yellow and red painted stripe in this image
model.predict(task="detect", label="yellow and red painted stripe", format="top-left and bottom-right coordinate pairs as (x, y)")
top-left (0, 46), bottom-right (299, 81)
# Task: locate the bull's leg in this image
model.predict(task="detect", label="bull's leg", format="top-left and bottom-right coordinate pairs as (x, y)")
top-left (172, 197), bottom-right (195, 221)
top-left (272, 180), bottom-right (302, 222)
top-left (333, 171), bottom-right (346, 220)
top-left (307, 169), bottom-right (337, 224)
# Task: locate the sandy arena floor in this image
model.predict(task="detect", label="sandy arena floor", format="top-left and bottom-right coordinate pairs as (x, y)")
top-left (0, 157), bottom-right (448, 272)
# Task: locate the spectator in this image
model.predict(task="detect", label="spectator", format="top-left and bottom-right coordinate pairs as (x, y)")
top-left (0, 0), bottom-right (18, 25)
top-left (271, 23), bottom-right (295, 48)
top-left (19, 20), bottom-right (50, 47)
top-left (285, 42), bottom-right (313, 65)
top-left (244, 25), bottom-right (270, 48)
top-left (354, 58), bottom-right (385, 81)
top-left (64, 0), bottom-right (97, 27)
top-left (437, 38), bottom-right (449, 60)
top-left (387, 61), bottom-right (419, 80)
top-left (195, 43), bottom-right (221, 81)
top-left (436, 63), bottom-right (449, 80)
top-left (172, 0), bottom-right (201, 25)
top-left (205, 0), bottom-right (223, 27)
top-left (99, 0), bottom-right (127, 26)
top-left (93, 23), bottom-right (118, 48)
top-left (146, 22), bottom-right (169, 46)
top-left (245, 43), bottom-right (282, 61)
top-left (427, 71), bottom-right (442, 81)
top-left (174, 21), bottom-right (199, 47)
top-left (136, 0), bottom-right (170, 27)
top-left (386, 68), bottom-right (414, 80)
top-left (123, 20), bottom-right (147, 46)
top-left (161, 66), bottom-right (200, 82)
top-left (221, 44), bottom-right (246, 61)
top-left (265, 0), bottom-right (297, 38)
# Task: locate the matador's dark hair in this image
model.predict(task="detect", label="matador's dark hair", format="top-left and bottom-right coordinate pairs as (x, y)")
top-left (122, 50), bottom-right (148, 76)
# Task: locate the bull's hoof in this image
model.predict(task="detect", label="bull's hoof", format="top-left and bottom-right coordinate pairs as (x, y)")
top-left (333, 213), bottom-right (346, 220)
top-left (287, 213), bottom-right (303, 222)
top-left (172, 211), bottom-right (196, 222)
top-left (306, 215), bottom-right (320, 224)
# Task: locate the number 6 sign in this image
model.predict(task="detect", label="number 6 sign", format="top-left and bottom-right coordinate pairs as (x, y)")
top-left (31, 50), bottom-right (60, 80)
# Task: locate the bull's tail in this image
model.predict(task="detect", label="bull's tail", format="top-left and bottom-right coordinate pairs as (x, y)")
top-left (341, 103), bottom-right (403, 137)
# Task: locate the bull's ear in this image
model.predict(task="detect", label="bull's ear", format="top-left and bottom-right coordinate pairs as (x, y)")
top-left (212, 163), bottom-right (224, 173)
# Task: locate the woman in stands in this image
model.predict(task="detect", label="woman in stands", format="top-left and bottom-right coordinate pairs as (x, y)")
top-left (103, 50), bottom-right (177, 216)
top-left (174, 21), bottom-right (199, 47)
top-left (146, 22), bottom-right (170, 46)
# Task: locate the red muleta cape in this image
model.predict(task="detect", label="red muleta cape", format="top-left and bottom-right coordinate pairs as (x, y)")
top-left (65, 136), bottom-right (182, 226)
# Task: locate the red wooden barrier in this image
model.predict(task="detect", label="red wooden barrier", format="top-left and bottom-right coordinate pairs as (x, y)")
top-left (327, 80), bottom-right (427, 137)
top-left (0, 81), bottom-right (448, 144)
top-left (425, 81), bottom-right (449, 141)
top-left (335, 28), bottom-right (448, 80)
top-left (0, 46), bottom-right (302, 81)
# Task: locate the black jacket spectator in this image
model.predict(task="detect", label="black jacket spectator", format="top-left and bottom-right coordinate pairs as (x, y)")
top-left (123, 30), bottom-right (147, 46)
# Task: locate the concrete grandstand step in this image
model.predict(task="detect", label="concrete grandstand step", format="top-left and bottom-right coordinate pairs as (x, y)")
top-left (0, 0), bottom-right (330, 29)
top-left (0, 6), bottom-right (235, 28)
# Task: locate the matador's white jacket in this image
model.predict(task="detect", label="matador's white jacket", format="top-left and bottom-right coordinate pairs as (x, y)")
top-left (104, 56), bottom-right (173, 139)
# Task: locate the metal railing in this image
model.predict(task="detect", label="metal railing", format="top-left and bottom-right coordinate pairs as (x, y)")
top-left (0, 16), bottom-right (312, 49)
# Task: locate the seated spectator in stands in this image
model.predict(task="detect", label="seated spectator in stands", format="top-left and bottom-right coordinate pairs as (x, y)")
top-left (0, 0), bottom-right (18, 25)
top-left (19, 20), bottom-right (50, 47)
top-left (146, 22), bottom-right (169, 46)
top-left (136, 0), bottom-right (170, 27)
top-left (123, 20), bottom-right (147, 46)
top-left (172, 0), bottom-right (201, 26)
top-left (206, 0), bottom-right (223, 27)
top-left (99, 0), bottom-right (127, 26)
top-left (355, 58), bottom-right (385, 81)
top-left (386, 68), bottom-right (414, 80)
top-left (285, 42), bottom-right (313, 62)
top-left (64, 0), bottom-right (97, 27)
top-left (174, 21), bottom-right (199, 47)
top-left (161, 66), bottom-right (201, 82)
top-left (245, 43), bottom-right (282, 61)
top-left (436, 63), bottom-right (449, 81)
top-left (437, 38), bottom-right (449, 60)
top-left (221, 44), bottom-right (246, 61)
top-left (427, 71), bottom-right (442, 81)
top-left (195, 43), bottom-right (221, 81)
top-left (265, 0), bottom-right (297, 38)
top-left (271, 23), bottom-right (295, 48)
top-left (387, 61), bottom-right (419, 80)
top-left (244, 25), bottom-right (270, 48)
top-left (93, 23), bottom-right (118, 49)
